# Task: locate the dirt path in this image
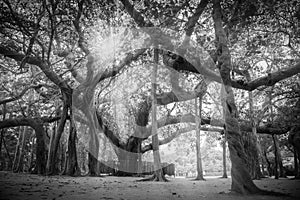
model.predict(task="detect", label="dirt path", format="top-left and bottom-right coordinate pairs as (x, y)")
top-left (0, 172), bottom-right (299, 200)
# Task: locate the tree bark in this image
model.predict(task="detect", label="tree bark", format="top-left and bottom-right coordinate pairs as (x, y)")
top-left (64, 117), bottom-right (80, 176)
top-left (31, 121), bottom-right (46, 174)
top-left (151, 49), bottom-right (166, 181)
top-left (12, 127), bottom-right (22, 172)
top-left (15, 126), bottom-right (29, 172)
top-left (272, 134), bottom-right (279, 179)
top-left (88, 131), bottom-right (99, 176)
top-left (46, 92), bottom-right (69, 175)
top-left (0, 104), bottom-right (6, 170)
top-left (221, 137), bottom-right (228, 178)
top-left (213, 0), bottom-right (262, 194)
top-left (247, 73), bottom-right (263, 180)
top-left (195, 96), bottom-right (205, 180)
top-left (294, 148), bottom-right (300, 178)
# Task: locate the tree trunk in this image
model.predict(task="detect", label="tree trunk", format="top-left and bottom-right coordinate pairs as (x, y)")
top-left (288, 121), bottom-right (300, 179)
top-left (64, 117), bottom-right (80, 176)
top-left (272, 134), bottom-right (279, 179)
top-left (88, 130), bottom-right (99, 176)
top-left (274, 136), bottom-right (285, 178)
top-left (151, 49), bottom-right (166, 181)
top-left (0, 103), bottom-right (7, 170)
top-left (213, 0), bottom-right (262, 194)
top-left (15, 126), bottom-right (29, 172)
top-left (46, 93), bottom-right (69, 175)
top-left (28, 134), bottom-right (35, 173)
top-left (12, 127), bottom-right (22, 172)
top-left (294, 148), bottom-right (300, 178)
top-left (195, 96), bottom-right (205, 180)
top-left (242, 132), bottom-right (262, 179)
top-left (32, 121), bottom-right (46, 174)
top-left (222, 137), bottom-right (228, 178)
top-left (247, 74), bottom-right (262, 180)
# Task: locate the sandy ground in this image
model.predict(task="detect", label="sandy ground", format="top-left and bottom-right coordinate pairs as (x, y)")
top-left (0, 172), bottom-right (299, 200)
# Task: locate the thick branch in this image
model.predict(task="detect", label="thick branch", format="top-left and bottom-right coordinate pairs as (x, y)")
top-left (0, 85), bottom-right (43, 105)
top-left (98, 49), bottom-right (146, 83)
top-left (237, 62), bottom-right (300, 91)
top-left (73, 0), bottom-right (89, 55)
top-left (164, 51), bottom-right (300, 91)
top-left (119, 0), bottom-right (152, 27)
top-left (157, 89), bottom-right (197, 105)
top-left (185, 0), bottom-right (209, 36)
top-left (0, 116), bottom-right (60, 129)
top-left (141, 125), bottom-right (223, 153)
top-left (0, 45), bottom-right (71, 93)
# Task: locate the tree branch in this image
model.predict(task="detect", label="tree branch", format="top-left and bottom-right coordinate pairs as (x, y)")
top-left (0, 45), bottom-right (71, 93)
top-left (141, 125), bottom-right (223, 153)
top-left (0, 85), bottom-right (43, 105)
top-left (0, 116), bottom-right (61, 130)
top-left (119, 0), bottom-right (152, 27)
top-left (167, 56), bottom-right (300, 91)
top-left (185, 0), bottom-right (209, 37)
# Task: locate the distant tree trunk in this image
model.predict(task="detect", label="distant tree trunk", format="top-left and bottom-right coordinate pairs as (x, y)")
top-left (32, 121), bottom-right (46, 174)
top-left (195, 96), bottom-right (205, 180)
top-left (213, 0), bottom-right (262, 193)
top-left (289, 128), bottom-right (300, 179)
top-left (277, 142), bottom-right (286, 178)
top-left (16, 126), bottom-right (29, 172)
top-left (221, 136), bottom-right (228, 178)
top-left (137, 145), bottom-right (142, 175)
top-left (272, 134), bottom-right (279, 179)
top-left (16, 67), bottom-right (35, 173)
top-left (64, 116), bottom-right (80, 176)
top-left (12, 127), bottom-right (22, 172)
top-left (0, 128), bottom-right (4, 170)
top-left (246, 72), bottom-right (262, 180)
top-left (28, 134), bottom-right (35, 173)
top-left (242, 132), bottom-right (263, 179)
top-left (0, 103), bottom-right (7, 170)
top-left (294, 148), bottom-right (299, 178)
top-left (46, 93), bottom-right (69, 175)
top-left (151, 49), bottom-right (166, 181)
top-left (263, 150), bottom-right (272, 176)
top-left (261, 162), bottom-right (266, 176)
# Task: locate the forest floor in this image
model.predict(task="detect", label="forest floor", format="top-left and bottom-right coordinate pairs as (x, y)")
top-left (0, 171), bottom-right (299, 200)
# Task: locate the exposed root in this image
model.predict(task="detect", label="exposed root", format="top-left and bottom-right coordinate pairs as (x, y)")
top-left (194, 177), bottom-right (206, 181)
top-left (136, 174), bottom-right (169, 182)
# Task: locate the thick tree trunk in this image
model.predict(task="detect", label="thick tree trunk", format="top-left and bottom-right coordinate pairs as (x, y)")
top-left (46, 93), bottom-right (69, 175)
top-left (88, 131), bottom-right (99, 176)
top-left (195, 96), bottom-right (205, 180)
top-left (222, 138), bottom-right (228, 178)
top-left (213, 0), bottom-right (262, 194)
